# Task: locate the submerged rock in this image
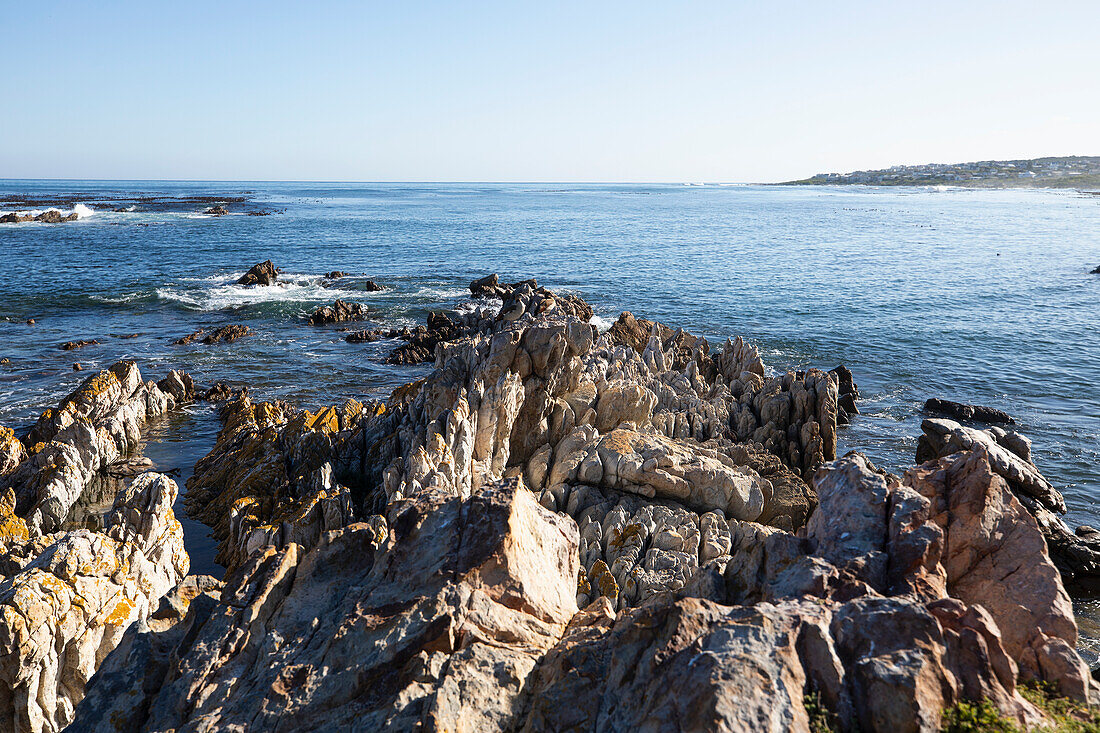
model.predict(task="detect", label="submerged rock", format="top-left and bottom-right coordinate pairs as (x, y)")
top-left (236, 259), bottom-right (278, 286)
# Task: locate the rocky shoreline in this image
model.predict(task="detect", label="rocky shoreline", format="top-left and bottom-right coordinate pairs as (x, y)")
top-left (2, 271), bottom-right (1099, 731)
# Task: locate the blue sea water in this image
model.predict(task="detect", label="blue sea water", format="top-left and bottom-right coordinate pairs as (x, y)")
top-left (2, 181), bottom-right (1099, 583)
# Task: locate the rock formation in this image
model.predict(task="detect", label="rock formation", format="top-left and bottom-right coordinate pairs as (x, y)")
top-left (55, 277), bottom-right (1090, 731)
top-left (237, 259), bottom-right (278, 286)
top-left (204, 205), bottom-right (229, 215)
top-left (0, 473), bottom-right (188, 733)
top-left (0, 361), bottom-right (197, 732)
top-left (174, 324), bottom-right (252, 345)
top-left (59, 339), bottom-right (99, 350)
top-left (918, 417), bottom-right (1100, 595)
top-left (307, 299), bottom-right (367, 325)
top-left (0, 361), bottom-right (194, 536)
top-left (924, 397), bottom-right (1015, 425)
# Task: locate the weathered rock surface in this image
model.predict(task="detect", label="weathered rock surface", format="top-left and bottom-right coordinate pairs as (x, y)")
top-left (173, 323), bottom-right (252, 345)
top-left (306, 299), bottom-right (367, 325)
top-left (925, 397), bottom-right (1015, 425)
top-left (918, 416), bottom-right (1100, 596)
top-left (0, 472), bottom-right (188, 733)
top-left (1, 361), bottom-right (194, 535)
top-left (204, 205), bottom-right (229, 216)
top-left (236, 259), bottom-right (278, 286)
top-left (74, 479), bottom-right (576, 731)
top-left (904, 449), bottom-right (1088, 698)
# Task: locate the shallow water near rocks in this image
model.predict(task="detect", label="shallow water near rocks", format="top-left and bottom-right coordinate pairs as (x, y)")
top-left (2, 180), bottom-right (1098, 640)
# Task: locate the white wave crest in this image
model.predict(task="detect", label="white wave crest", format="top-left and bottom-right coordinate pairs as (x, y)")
top-left (157, 272), bottom-right (361, 310)
top-left (73, 203), bottom-right (95, 219)
top-left (589, 315), bottom-right (614, 333)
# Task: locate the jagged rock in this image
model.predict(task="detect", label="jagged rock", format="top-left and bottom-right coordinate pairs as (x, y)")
top-left (924, 397), bottom-right (1015, 425)
top-left (237, 259), bottom-right (278, 286)
top-left (0, 473), bottom-right (187, 733)
top-left (0, 427), bottom-right (25, 478)
top-left (61, 278), bottom-right (1089, 732)
top-left (59, 339), bottom-right (99, 350)
top-left (74, 479), bottom-right (577, 731)
top-left (200, 380), bottom-right (236, 401)
top-left (525, 591), bottom-right (1043, 733)
top-left (917, 418), bottom-right (1063, 512)
top-left (204, 205), bottom-right (229, 216)
top-left (324, 270), bottom-right (348, 279)
top-left (34, 210), bottom-right (78, 223)
top-left (0, 361), bottom-right (192, 535)
top-left (173, 324), bottom-right (251, 345)
top-left (307, 299), bottom-right (367, 325)
top-left (363, 279), bottom-right (384, 291)
top-left (830, 364), bottom-right (859, 424)
top-left (1090, 265), bottom-right (1100, 275)
top-left (184, 392), bottom-right (368, 569)
top-left (904, 449), bottom-right (1087, 698)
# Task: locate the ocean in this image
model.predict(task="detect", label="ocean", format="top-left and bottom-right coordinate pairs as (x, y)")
top-left (2, 181), bottom-right (1098, 619)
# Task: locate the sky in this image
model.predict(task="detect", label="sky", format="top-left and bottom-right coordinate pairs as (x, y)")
top-left (1, 1), bottom-right (1098, 182)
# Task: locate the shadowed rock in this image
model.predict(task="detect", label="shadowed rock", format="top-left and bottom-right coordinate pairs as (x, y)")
top-left (237, 259), bottom-right (278, 286)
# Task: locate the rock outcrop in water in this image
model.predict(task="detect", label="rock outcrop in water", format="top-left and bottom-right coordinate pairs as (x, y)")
top-left (58, 276), bottom-right (1091, 731)
top-left (0, 210), bottom-right (79, 224)
top-left (237, 259), bottom-right (278, 286)
top-left (174, 324), bottom-right (252, 345)
top-left (924, 397), bottom-right (1015, 425)
top-left (307, 299), bottom-right (367, 325)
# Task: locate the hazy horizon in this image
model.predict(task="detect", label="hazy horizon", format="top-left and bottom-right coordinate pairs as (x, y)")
top-left (3, 1), bottom-right (1098, 182)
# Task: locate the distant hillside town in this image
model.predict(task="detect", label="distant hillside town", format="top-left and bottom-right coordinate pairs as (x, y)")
top-left (783, 156), bottom-right (1100, 188)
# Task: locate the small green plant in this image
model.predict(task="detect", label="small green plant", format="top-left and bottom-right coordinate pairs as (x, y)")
top-left (941, 699), bottom-right (1019, 733)
top-left (1019, 681), bottom-right (1100, 732)
top-left (804, 690), bottom-right (838, 733)
top-left (940, 682), bottom-right (1100, 733)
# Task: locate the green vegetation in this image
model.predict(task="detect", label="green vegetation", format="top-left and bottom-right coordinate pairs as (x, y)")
top-left (805, 691), bottom-right (839, 733)
top-left (779, 156), bottom-right (1100, 190)
top-left (940, 682), bottom-right (1100, 733)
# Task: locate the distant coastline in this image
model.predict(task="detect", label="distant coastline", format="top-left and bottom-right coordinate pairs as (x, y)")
top-left (778, 155), bottom-right (1100, 189)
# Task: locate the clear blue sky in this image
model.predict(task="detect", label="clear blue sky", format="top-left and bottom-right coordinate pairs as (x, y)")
top-left (2, 1), bottom-right (1097, 182)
